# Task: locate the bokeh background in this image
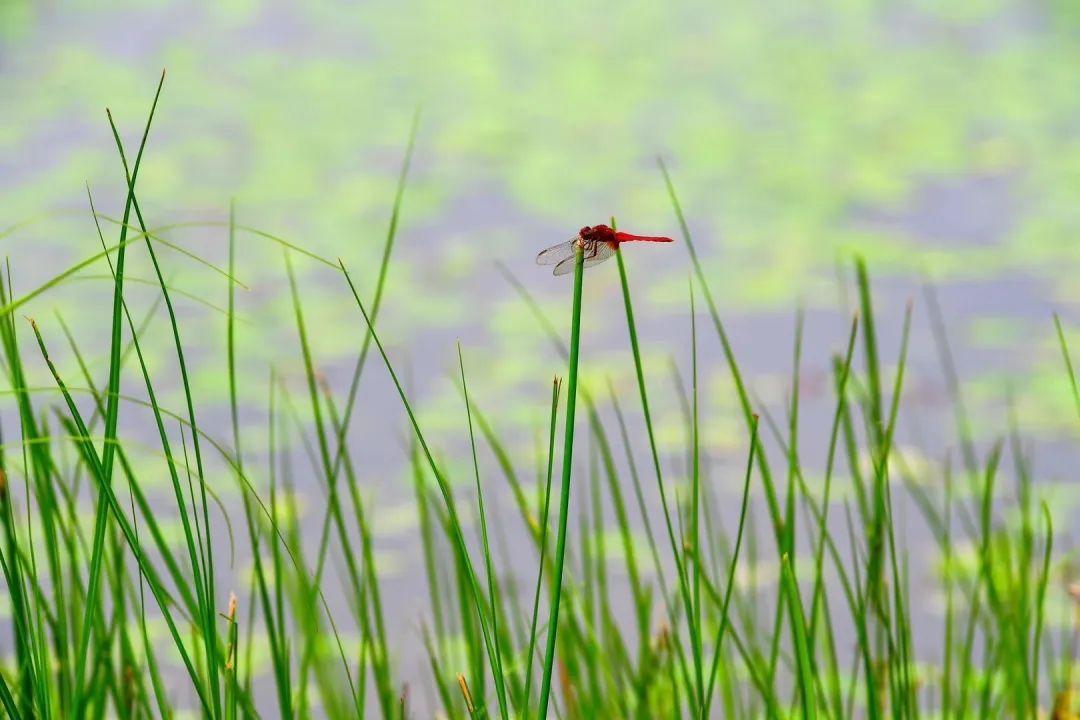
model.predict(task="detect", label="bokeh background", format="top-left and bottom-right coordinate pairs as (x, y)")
top-left (2, 0), bottom-right (1080, 708)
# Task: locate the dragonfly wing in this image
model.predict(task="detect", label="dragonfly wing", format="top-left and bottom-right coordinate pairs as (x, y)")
top-left (552, 241), bottom-right (617, 275)
top-left (583, 241), bottom-right (618, 267)
top-left (552, 254), bottom-right (577, 276)
top-left (536, 238), bottom-right (577, 266)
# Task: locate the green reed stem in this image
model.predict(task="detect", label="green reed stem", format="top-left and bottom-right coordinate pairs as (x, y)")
top-left (523, 377), bottom-right (561, 710)
top-left (537, 243), bottom-right (585, 720)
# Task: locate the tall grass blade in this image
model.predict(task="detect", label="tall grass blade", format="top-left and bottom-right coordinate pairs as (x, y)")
top-left (537, 243), bottom-right (585, 720)
top-left (522, 377), bottom-right (561, 711)
top-left (71, 70), bottom-right (166, 715)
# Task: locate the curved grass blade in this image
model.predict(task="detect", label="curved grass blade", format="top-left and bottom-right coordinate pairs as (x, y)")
top-left (94, 215), bottom-right (338, 269)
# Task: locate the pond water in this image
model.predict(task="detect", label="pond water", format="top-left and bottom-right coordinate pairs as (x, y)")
top-left (2, 0), bottom-right (1079, 714)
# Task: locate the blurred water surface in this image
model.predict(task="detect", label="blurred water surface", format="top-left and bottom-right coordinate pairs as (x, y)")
top-left (2, 0), bottom-right (1079, 709)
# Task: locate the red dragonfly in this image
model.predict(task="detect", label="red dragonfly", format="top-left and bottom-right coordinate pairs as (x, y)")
top-left (536, 224), bottom-right (674, 276)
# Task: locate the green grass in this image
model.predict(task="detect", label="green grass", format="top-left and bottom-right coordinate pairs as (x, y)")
top-left (0, 77), bottom-right (1078, 719)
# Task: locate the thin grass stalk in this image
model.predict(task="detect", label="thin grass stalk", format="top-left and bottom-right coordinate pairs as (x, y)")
top-left (411, 438), bottom-right (446, 642)
top-left (522, 377), bottom-right (562, 710)
top-left (536, 243), bottom-right (585, 720)
top-left (327, 110), bottom-right (419, 485)
top-left (338, 259), bottom-right (507, 719)
top-left (614, 230), bottom-right (701, 710)
top-left (290, 123), bottom-right (420, 708)
top-left (781, 554), bottom-right (817, 720)
top-left (54, 291), bottom-right (198, 619)
top-left (281, 252), bottom-right (364, 712)
top-left (9, 289), bottom-right (66, 717)
top-left (657, 160), bottom-right (783, 546)
top-left (85, 185), bottom-right (219, 707)
top-left (225, 203), bottom-right (293, 718)
top-left (125, 474), bottom-right (171, 719)
top-left (457, 342), bottom-right (511, 717)
top-left (701, 415), bottom-right (759, 717)
top-left (292, 118), bottom-right (416, 700)
top-left (781, 309), bottom-right (805, 569)
top-left (290, 124), bottom-right (420, 704)
top-left (0, 276), bottom-right (51, 719)
top-left (688, 276), bottom-right (704, 711)
top-left (319, 373), bottom-right (394, 717)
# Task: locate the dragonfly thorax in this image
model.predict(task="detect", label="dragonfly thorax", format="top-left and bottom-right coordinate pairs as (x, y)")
top-left (578, 224), bottom-right (617, 246)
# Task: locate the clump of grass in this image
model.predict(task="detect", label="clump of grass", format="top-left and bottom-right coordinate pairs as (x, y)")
top-left (0, 76), bottom-right (1077, 719)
